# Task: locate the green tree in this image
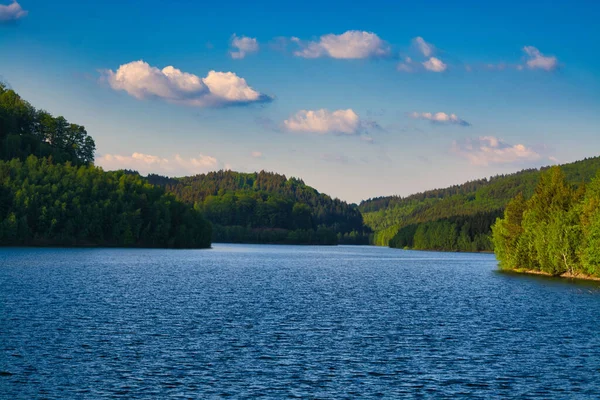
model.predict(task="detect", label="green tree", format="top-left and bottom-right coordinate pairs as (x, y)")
top-left (580, 171), bottom-right (600, 275)
top-left (492, 193), bottom-right (527, 269)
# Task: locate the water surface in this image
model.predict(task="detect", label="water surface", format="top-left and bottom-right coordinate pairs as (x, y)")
top-left (1, 244), bottom-right (599, 398)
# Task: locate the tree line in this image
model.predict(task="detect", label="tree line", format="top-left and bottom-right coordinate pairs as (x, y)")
top-left (0, 83), bottom-right (212, 248)
top-left (493, 166), bottom-right (600, 278)
top-left (389, 211), bottom-right (501, 252)
top-left (0, 156), bottom-right (212, 247)
top-left (0, 83), bottom-right (95, 165)
top-left (147, 170), bottom-right (371, 245)
top-left (360, 156), bottom-right (600, 249)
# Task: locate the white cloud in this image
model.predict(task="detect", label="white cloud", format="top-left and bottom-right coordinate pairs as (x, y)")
top-left (284, 109), bottom-right (362, 135)
top-left (400, 56), bottom-right (447, 73)
top-left (523, 46), bottom-right (558, 71)
top-left (293, 31), bottom-right (390, 59)
top-left (422, 57), bottom-right (447, 72)
top-left (229, 34), bottom-right (259, 59)
top-left (0, 1), bottom-right (27, 22)
top-left (409, 112), bottom-right (470, 126)
top-left (176, 154), bottom-right (219, 170)
top-left (203, 71), bottom-right (267, 103)
top-left (462, 46), bottom-right (558, 72)
top-left (97, 152), bottom-right (225, 176)
top-left (102, 60), bottom-right (271, 107)
top-left (413, 37), bottom-right (434, 57)
top-left (400, 43), bottom-right (557, 74)
top-left (399, 38), bottom-right (445, 73)
top-left (452, 136), bottom-right (542, 166)
top-left (251, 151), bottom-right (263, 158)
top-left (397, 57), bottom-right (415, 72)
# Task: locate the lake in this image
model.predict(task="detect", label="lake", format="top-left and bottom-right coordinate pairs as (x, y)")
top-left (1, 244), bottom-right (599, 398)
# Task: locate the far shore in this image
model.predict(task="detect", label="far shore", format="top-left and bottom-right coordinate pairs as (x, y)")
top-left (392, 247), bottom-right (495, 254)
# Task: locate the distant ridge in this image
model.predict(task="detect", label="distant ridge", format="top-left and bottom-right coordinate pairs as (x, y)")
top-left (359, 156), bottom-right (600, 249)
top-left (146, 170), bottom-right (370, 245)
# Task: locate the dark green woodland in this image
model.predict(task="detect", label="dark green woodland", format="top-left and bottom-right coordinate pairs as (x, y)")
top-left (0, 83), bottom-right (211, 248)
top-left (146, 171), bottom-right (370, 245)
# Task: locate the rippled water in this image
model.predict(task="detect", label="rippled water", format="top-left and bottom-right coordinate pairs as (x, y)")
top-left (1, 244), bottom-right (600, 398)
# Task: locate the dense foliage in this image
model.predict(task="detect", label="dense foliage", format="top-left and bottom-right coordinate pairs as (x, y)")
top-left (493, 166), bottom-right (600, 277)
top-left (0, 156), bottom-right (211, 248)
top-left (390, 211), bottom-right (500, 252)
top-left (0, 156), bottom-right (212, 247)
top-left (362, 157), bottom-right (600, 250)
top-left (0, 83), bottom-right (95, 165)
top-left (0, 84), bottom-right (211, 248)
top-left (147, 170), bottom-right (370, 245)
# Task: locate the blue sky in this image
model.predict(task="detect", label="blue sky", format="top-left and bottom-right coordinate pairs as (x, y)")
top-left (1, 0), bottom-right (599, 203)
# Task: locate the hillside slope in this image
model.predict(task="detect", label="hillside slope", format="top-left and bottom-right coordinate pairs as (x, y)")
top-left (359, 157), bottom-right (600, 249)
top-left (147, 170), bottom-right (370, 245)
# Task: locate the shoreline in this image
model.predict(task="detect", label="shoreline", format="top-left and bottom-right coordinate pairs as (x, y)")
top-left (504, 268), bottom-right (600, 282)
top-left (388, 246), bottom-right (494, 254)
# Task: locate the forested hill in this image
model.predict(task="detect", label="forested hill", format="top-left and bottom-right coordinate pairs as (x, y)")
top-left (0, 83), bottom-right (212, 248)
top-left (146, 170), bottom-right (370, 245)
top-left (0, 83), bottom-right (95, 165)
top-left (359, 156), bottom-right (600, 250)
